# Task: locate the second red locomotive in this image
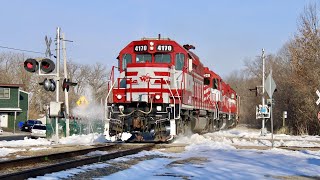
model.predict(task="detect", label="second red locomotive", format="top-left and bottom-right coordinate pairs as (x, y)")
top-left (104, 36), bottom-right (239, 142)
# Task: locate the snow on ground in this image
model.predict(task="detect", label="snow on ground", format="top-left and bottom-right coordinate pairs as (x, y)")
top-left (59, 133), bottom-right (107, 145)
top-left (104, 132), bottom-right (132, 142)
top-left (212, 126), bottom-right (320, 142)
top-left (0, 147), bottom-right (24, 157)
top-left (0, 137), bottom-right (52, 148)
top-left (182, 125), bottom-right (320, 148)
top-left (99, 147), bottom-right (320, 180)
top-left (0, 133), bottom-right (107, 157)
top-left (28, 126), bottom-right (320, 179)
top-left (29, 163), bottom-right (110, 180)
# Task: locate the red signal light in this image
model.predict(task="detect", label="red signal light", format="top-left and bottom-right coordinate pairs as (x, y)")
top-left (40, 59), bottom-right (55, 73)
top-left (24, 59), bottom-right (38, 73)
top-left (26, 62), bottom-right (33, 69)
top-left (24, 58), bottom-right (55, 74)
top-left (62, 78), bottom-right (77, 92)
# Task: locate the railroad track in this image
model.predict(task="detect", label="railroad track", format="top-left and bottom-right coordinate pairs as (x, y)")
top-left (233, 145), bottom-right (320, 151)
top-left (203, 135), bottom-right (320, 151)
top-left (0, 143), bottom-right (154, 180)
top-left (226, 135), bottom-right (320, 144)
top-left (216, 135), bottom-right (320, 145)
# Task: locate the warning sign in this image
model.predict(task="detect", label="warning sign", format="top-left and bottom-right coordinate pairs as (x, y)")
top-left (76, 96), bottom-right (89, 106)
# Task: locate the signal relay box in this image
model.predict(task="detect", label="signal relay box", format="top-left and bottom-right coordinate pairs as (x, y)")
top-left (49, 102), bottom-right (65, 118)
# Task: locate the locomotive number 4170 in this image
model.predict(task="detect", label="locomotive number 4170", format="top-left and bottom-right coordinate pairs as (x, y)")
top-left (134, 45), bottom-right (148, 52)
top-left (157, 45), bottom-right (173, 51)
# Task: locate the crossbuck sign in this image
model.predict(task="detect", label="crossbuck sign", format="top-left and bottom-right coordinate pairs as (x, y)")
top-left (316, 90), bottom-right (320, 105)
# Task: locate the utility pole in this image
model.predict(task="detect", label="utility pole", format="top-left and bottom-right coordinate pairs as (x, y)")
top-left (261, 49), bottom-right (267, 136)
top-left (55, 27), bottom-right (61, 143)
top-left (270, 69), bottom-right (274, 147)
top-left (62, 33), bottom-right (70, 137)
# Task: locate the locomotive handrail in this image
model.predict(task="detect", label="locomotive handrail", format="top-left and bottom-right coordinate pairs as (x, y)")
top-left (174, 73), bottom-right (182, 120)
top-left (105, 80), bottom-right (117, 120)
top-left (110, 118), bottom-right (122, 124)
top-left (164, 78), bottom-right (181, 120)
top-left (137, 97), bottom-right (154, 115)
top-left (119, 109), bottom-right (135, 117)
top-left (155, 118), bottom-right (169, 124)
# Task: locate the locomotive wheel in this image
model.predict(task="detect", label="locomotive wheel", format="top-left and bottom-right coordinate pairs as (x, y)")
top-left (219, 118), bottom-right (227, 130)
top-left (184, 119), bottom-right (191, 135)
top-left (176, 118), bottom-right (184, 135)
top-left (208, 119), bottom-right (214, 132)
top-left (176, 118), bottom-right (190, 135)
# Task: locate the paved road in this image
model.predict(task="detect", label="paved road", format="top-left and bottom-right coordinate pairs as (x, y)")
top-left (0, 131), bottom-right (30, 141)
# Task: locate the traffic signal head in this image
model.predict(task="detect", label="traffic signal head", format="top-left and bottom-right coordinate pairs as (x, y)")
top-left (39, 78), bottom-right (56, 91)
top-left (40, 58), bottom-right (55, 73)
top-left (24, 58), bottom-right (38, 73)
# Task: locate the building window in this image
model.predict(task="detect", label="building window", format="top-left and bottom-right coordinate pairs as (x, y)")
top-left (0, 88), bottom-right (10, 99)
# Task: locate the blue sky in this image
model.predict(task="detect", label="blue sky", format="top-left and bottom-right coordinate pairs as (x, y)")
top-left (0, 0), bottom-right (314, 77)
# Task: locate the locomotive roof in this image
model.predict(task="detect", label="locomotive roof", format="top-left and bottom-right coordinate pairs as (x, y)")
top-left (204, 67), bottom-right (221, 79)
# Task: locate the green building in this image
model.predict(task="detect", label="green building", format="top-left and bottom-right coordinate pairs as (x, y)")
top-left (0, 84), bottom-right (29, 132)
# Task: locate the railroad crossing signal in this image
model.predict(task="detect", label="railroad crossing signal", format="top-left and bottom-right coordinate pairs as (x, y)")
top-left (249, 87), bottom-right (259, 96)
top-left (316, 90), bottom-right (320, 105)
top-left (39, 78), bottom-right (56, 92)
top-left (24, 58), bottom-right (56, 91)
top-left (24, 58), bottom-right (55, 74)
top-left (62, 78), bottom-right (77, 92)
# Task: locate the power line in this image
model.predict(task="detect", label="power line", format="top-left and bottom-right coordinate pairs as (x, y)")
top-left (0, 45), bottom-right (44, 55)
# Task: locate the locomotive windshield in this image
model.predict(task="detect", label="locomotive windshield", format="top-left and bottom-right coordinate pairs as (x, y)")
top-left (213, 78), bottom-right (219, 89)
top-left (175, 53), bottom-right (185, 70)
top-left (155, 54), bottom-right (171, 63)
top-left (136, 54), bottom-right (151, 63)
top-left (204, 78), bottom-right (210, 85)
top-left (122, 54), bottom-right (132, 70)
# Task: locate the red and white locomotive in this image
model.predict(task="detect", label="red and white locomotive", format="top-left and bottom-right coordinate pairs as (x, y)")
top-left (104, 36), bottom-right (239, 142)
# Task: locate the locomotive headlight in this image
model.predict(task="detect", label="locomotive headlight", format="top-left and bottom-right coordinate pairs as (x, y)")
top-left (117, 94), bottom-right (122, 99)
top-left (119, 105), bottom-right (124, 111)
top-left (155, 94), bottom-right (161, 100)
top-left (150, 42), bottom-right (154, 51)
top-left (156, 106), bottom-right (162, 111)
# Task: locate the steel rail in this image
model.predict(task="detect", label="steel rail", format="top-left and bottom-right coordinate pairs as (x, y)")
top-left (0, 144), bottom-right (154, 180)
top-left (0, 144), bottom-right (118, 171)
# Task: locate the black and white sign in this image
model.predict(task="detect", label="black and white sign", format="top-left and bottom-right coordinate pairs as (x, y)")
top-left (157, 45), bottom-right (173, 52)
top-left (45, 36), bottom-right (52, 58)
top-left (316, 90), bottom-right (320, 105)
top-left (134, 45), bottom-right (148, 52)
top-left (204, 73), bottom-right (210, 78)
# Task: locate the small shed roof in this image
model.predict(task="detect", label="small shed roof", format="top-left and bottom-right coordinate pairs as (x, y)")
top-left (0, 84), bottom-right (23, 88)
top-left (0, 108), bottom-right (22, 112)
